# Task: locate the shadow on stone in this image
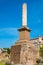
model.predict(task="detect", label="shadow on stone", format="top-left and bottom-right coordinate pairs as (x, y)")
top-left (5, 61), bottom-right (14, 65)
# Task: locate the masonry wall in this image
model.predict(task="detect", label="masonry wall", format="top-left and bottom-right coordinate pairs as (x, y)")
top-left (19, 30), bottom-right (30, 40)
top-left (10, 45), bottom-right (21, 64)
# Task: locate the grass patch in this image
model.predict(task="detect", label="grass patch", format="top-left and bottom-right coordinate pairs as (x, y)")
top-left (0, 62), bottom-right (5, 65)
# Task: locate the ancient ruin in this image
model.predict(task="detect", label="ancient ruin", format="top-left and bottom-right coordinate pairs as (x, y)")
top-left (10, 3), bottom-right (43, 65)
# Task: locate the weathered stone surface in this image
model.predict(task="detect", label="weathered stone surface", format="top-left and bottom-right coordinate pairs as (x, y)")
top-left (39, 63), bottom-right (43, 65)
top-left (18, 26), bottom-right (31, 40)
top-left (10, 27), bottom-right (39, 65)
top-left (10, 45), bottom-right (21, 64)
top-left (16, 64), bottom-right (22, 65)
top-left (10, 40), bottom-right (38, 65)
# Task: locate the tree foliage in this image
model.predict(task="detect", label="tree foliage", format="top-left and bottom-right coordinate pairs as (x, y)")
top-left (3, 48), bottom-right (10, 54)
top-left (7, 48), bottom-right (10, 54)
top-left (39, 45), bottom-right (43, 58)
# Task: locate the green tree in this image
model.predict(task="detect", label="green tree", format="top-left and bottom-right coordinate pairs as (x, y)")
top-left (7, 48), bottom-right (10, 54)
top-left (39, 45), bottom-right (43, 58)
top-left (3, 48), bottom-right (10, 54)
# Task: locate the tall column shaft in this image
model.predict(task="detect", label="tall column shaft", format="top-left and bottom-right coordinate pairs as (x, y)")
top-left (22, 3), bottom-right (27, 26)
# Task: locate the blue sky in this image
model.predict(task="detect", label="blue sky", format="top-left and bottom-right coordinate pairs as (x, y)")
top-left (0, 0), bottom-right (43, 48)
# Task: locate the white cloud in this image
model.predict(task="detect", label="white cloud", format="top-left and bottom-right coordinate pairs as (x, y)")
top-left (0, 28), bottom-right (18, 35)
